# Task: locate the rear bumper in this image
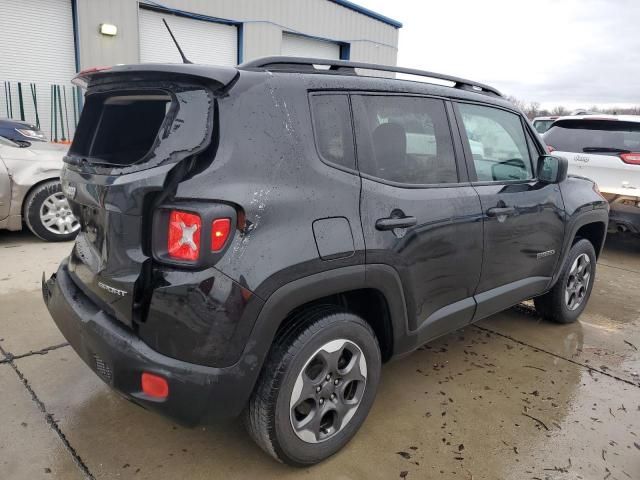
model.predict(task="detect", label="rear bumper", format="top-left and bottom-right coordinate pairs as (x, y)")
top-left (42, 262), bottom-right (261, 425)
top-left (609, 202), bottom-right (640, 234)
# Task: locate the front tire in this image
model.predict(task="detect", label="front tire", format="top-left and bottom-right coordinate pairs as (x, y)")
top-left (244, 306), bottom-right (381, 466)
top-left (534, 239), bottom-right (596, 324)
top-left (23, 180), bottom-right (79, 242)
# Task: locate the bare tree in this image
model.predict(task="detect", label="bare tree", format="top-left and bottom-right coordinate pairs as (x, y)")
top-left (503, 95), bottom-right (640, 118)
top-left (551, 105), bottom-right (569, 116)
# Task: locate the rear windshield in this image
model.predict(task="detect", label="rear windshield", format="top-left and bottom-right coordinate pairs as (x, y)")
top-left (70, 91), bottom-right (172, 166)
top-left (544, 119), bottom-right (640, 154)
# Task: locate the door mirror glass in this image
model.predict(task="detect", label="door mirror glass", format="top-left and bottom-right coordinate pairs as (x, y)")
top-left (537, 155), bottom-right (568, 184)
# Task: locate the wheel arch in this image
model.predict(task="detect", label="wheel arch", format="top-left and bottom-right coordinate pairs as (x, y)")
top-left (572, 221), bottom-right (607, 258)
top-left (550, 209), bottom-right (608, 288)
top-left (20, 176), bottom-right (60, 217)
top-left (249, 265), bottom-right (408, 365)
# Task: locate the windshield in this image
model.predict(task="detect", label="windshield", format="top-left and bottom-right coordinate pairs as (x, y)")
top-left (544, 119), bottom-right (640, 154)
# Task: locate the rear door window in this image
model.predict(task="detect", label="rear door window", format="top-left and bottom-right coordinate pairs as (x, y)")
top-left (458, 103), bottom-right (533, 182)
top-left (351, 95), bottom-right (458, 185)
top-left (544, 119), bottom-right (640, 154)
top-left (309, 94), bottom-right (355, 170)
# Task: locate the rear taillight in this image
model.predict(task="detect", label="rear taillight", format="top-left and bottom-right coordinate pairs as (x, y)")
top-left (168, 210), bottom-right (201, 261)
top-left (211, 218), bottom-right (231, 252)
top-left (547, 145), bottom-right (555, 153)
top-left (620, 152), bottom-right (640, 165)
top-left (155, 205), bottom-right (236, 266)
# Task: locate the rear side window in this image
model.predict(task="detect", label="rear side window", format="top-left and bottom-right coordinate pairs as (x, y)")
top-left (309, 94), bottom-right (355, 170)
top-left (458, 103), bottom-right (533, 182)
top-left (351, 95), bottom-right (458, 185)
top-left (544, 120), bottom-right (640, 154)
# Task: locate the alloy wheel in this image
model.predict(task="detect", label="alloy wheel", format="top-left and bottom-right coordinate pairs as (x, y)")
top-left (565, 253), bottom-right (591, 311)
top-left (289, 339), bottom-right (367, 443)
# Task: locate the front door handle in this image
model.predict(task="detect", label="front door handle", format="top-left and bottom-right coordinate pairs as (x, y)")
top-left (375, 216), bottom-right (417, 231)
top-left (487, 206), bottom-right (516, 217)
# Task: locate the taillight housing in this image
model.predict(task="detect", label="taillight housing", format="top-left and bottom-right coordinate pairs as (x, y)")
top-left (546, 145), bottom-right (555, 153)
top-left (153, 203), bottom-right (237, 267)
top-left (168, 210), bottom-right (201, 261)
top-left (620, 152), bottom-right (640, 165)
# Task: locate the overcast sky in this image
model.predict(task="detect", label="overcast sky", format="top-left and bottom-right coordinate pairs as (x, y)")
top-left (356, 0), bottom-right (639, 109)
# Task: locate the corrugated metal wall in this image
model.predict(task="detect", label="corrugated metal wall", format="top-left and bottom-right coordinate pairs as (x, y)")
top-left (75, 0), bottom-right (399, 67)
top-left (0, 0), bottom-right (79, 141)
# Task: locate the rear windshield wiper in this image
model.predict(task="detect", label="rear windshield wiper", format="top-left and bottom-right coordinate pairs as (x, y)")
top-left (583, 147), bottom-right (630, 153)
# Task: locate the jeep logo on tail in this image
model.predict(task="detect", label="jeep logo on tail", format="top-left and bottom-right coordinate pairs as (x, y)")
top-left (574, 155), bottom-right (590, 163)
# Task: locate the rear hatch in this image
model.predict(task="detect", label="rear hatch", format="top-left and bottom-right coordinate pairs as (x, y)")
top-left (62, 65), bottom-right (236, 328)
top-left (544, 118), bottom-right (640, 195)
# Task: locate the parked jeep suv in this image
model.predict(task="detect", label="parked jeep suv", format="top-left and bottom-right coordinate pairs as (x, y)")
top-left (543, 115), bottom-right (640, 234)
top-left (43, 58), bottom-right (609, 466)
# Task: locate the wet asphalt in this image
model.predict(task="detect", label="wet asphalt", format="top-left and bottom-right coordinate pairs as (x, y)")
top-left (0, 230), bottom-right (638, 479)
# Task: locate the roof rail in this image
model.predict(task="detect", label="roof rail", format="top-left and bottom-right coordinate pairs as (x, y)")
top-left (239, 56), bottom-right (502, 97)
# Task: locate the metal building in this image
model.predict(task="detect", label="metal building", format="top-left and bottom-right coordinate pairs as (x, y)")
top-left (0, 0), bottom-right (401, 141)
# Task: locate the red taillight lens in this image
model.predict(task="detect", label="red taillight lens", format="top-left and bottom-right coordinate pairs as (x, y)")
top-left (620, 152), bottom-right (640, 165)
top-left (168, 210), bottom-right (201, 261)
top-left (211, 218), bottom-right (231, 252)
top-left (141, 372), bottom-right (169, 399)
top-left (78, 65), bottom-right (111, 75)
top-left (547, 145), bottom-right (555, 153)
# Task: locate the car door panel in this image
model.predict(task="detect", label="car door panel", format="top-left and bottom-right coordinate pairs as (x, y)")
top-left (473, 181), bottom-right (565, 292)
top-left (453, 101), bottom-right (565, 319)
top-left (360, 179), bottom-right (483, 332)
top-left (352, 94), bottom-right (483, 335)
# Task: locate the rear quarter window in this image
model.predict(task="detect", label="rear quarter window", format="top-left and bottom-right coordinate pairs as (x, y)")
top-left (309, 94), bottom-right (356, 170)
top-left (544, 120), bottom-right (640, 154)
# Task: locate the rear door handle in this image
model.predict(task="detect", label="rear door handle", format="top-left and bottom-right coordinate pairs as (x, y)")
top-left (486, 206), bottom-right (516, 217)
top-left (375, 216), bottom-right (417, 231)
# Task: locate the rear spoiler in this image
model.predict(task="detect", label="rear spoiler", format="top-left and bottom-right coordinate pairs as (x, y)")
top-left (72, 63), bottom-right (239, 89)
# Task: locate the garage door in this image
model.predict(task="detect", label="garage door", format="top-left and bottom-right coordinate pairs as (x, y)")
top-left (0, 0), bottom-right (77, 140)
top-left (139, 8), bottom-right (237, 66)
top-left (281, 33), bottom-right (341, 60)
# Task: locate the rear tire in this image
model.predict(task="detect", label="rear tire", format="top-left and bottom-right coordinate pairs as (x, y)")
top-left (244, 306), bottom-right (381, 466)
top-left (534, 239), bottom-right (596, 324)
top-left (23, 180), bottom-right (79, 242)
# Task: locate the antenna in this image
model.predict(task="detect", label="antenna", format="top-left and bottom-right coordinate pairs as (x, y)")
top-left (162, 18), bottom-right (192, 64)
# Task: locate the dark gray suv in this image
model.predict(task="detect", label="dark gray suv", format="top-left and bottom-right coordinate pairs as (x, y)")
top-left (43, 57), bottom-right (609, 466)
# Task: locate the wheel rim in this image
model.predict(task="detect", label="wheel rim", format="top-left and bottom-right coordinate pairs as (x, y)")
top-left (565, 253), bottom-right (591, 311)
top-left (39, 192), bottom-right (79, 236)
top-left (289, 339), bottom-right (367, 444)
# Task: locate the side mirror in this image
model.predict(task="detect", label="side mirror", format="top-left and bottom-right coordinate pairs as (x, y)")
top-left (537, 155), bottom-right (568, 184)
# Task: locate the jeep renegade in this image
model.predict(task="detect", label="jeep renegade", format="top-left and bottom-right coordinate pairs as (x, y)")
top-left (43, 57), bottom-right (609, 466)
